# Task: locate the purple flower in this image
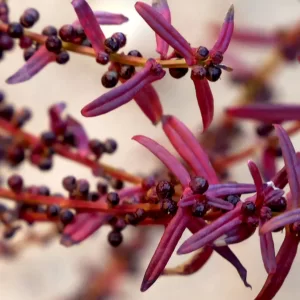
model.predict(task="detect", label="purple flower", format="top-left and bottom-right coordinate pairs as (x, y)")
top-left (73, 11), bottom-right (128, 26)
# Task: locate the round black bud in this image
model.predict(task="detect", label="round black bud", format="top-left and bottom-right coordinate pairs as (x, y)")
top-left (191, 65), bottom-right (207, 80)
top-left (189, 176), bottom-right (209, 194)
top-left (104, 37), bottom-right (120, 53)
top-left (20, 8), bottom-right (39, 28)
top-left (19, 36), bottom-right (32, 49)
top-left (169, 67), bottom-right (188, 79)
top-left (38, 158), bottom-right (53, 171)
top-left (73, 24), bottom-right (86, 40)
top-left (45, 36), bottom-right (62, 53)
top-left (192, 202), bottom-right (208, 217)
top-left (211, 51), bottom-right (223, 64)
top-left (156, 180), bottom-right (175, 200)
top-left (206, 65), bottom-right (222, 82)
top-left (108, 230), bottom-right (123, 247)
top-left (242, 201), bottom-right (256, 216)
top-left (107, 192), bottom-right (120, 206)
top-left (56, 51), bottom-right (70, 64)
top-left (60, 209), bottom-right (75, 225)
top-left (41, 131), bottom-right (56, 146)
top-left (63, 176), bottom-right (77, 192)
top-left (196, 46), bottom-right (209, 60)
top-left (96, 52), bottom-right (109, 65)
top-left (161, 199), bottom-right (178, 216)
top-left (81, 38), bottom-right (92, 47)
top-left (7, 174), bottom-right (23, 193)
top-left (7, 145), bottom-right (25, 166)
top-left (256, 124), bottom-right (274, 137)
top-left (268, 197), bottom-right (287, 212)
top-left (225, 194), bottom-right (240, 206)
top-left (7, 22), bottom-right (24, 38)
top-left (97, 182), bottom-right (108, 195)
top-left (128, 50), bottom-right (142, 57)
top-left (0, 105), bottom-right (14, 121)
top-left (46, 204), bottom-right (60, 217)
top-left (119, 64), bottom-right (135, 79)
top-left (125, 212), bottom-right (139, 225)
top-left (104, 138), bottom-right (118, 154)
top-left (88, 192), bottom-right (99, 202)
top-left (112, 32), bottom-right (126, 48)
top-left (38, 185), bottom-right (50, 196)
top-left (101, 71), bottom-right (119, 88)
top-left (59, 24), bottom-right (75, 42)
top-left (110, 178), bottom-right (124, 190)
top-left (88, 139), bottom-right (105, 157)
top-left (63, 129), bottom-right (76, 146)
top-left (77, 179), bottom-right (90, 195)
top-left (0, 34), bottom-right (14, 50)
top-left (23, 46), bottom-right (36, 61)
top-left (42, 26), bottom-right (57, 36)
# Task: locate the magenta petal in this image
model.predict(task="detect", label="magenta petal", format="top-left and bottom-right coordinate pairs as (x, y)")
top-left (152, 0), bottom-right (171, 58)
top-left (255, 233), bottom-right (299, 300)
top-left (211, 5), bottom-right (234, 54)
top-left (6, 46), bottom-right (56, 84)
top-left (72, 0), bottom-right (106, 54)
top-left (206, 183), bottom-right (256, 197)
top-left (226, 104), bottom-right (300, 123)
top-left (274, 125), bottom-right (300, 208)
top-left (262, 148), bottom-right (277, 181)
top-left (140, 208), bottom-right (189, 291)
top-left (134, 84), bottom-right (163, 124)
top-left (135, 2), bottom-right (194, 65)
top-left (73, 11), bottom-right (128, 26)
top-left (248, 160), bottom-right (263, 195)
top-left (133, 135), bottom-right (190, 187)
top-left (190, 77), bottom-right (214, 132)
top-left (179, 194), bottom-right (202, 208)
top-left (48, 102), bottom-right (67, 134)
top-left (163, 115), bottom-right (219, 184)
top-left (82, 59), bottom-right (165, 117)
top-left (206, 196), bottom-right (234, 210)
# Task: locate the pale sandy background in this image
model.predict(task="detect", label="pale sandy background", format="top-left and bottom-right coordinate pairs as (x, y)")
top-left (0, 0), bottom-right (300, 299)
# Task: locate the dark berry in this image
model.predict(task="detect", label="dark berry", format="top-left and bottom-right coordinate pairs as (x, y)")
top-left (101, 71), bottom-right (119, 88)
top-left (42, 26), bottom-right (57, 36)
top-left (156, 180), bottom-right (175, 200)
top-left (14, 108), bottom-right (32, 127)
top-left (108, 230), bottom-right (123, 247)
top-left (191, 65), bottom-right (207, 80)
top-left (256, 124), bottom-right (274, 137)
top-left (211, 51), bottom-right (223, 64)
top-left (38, 185), bottom-right (50, 196)
top-left (135, 208), bottom-right (146, 221)
top-left (56, 51), bottom-right (70, 64)
top-left (119, 64), bottom-right (135, 79)
top-left (88, 139), bottom-right (105, 157)
top-left (112, 32), bottom-right (126, 48)
top-left (96, 52), bottom-right (109, 65)
top-left (97, 182), bottom-right (108, 195)
top-left (104, 138), bottom-right (118, 154)
top-left (242, 201), bottom-right (256, 216)
top-left (38, 158), bottom-right (53, 171)
top-left (7, 174), bottom-right (23, 193)
top-left (45, 36), bottom-right (62, 53)
top-left (125, 213), bottom-right (139, 225)
top-left (189, 176), bottom-right (209, 194)
top-left (7, 23), bottom-right (24, 38)
top-left (81, 38), bottom-right (92, 47)
top-left (128, 50), bottom-right (142, 57)
top-left (268, 197), bottom-right (287, 212)
top-left (206, 65), bottom-right (222, 82)
top-left (19, 36), bottom-right (33, 49)
top-left (88, 192), bottom-right (99, 202)
top-left (46, 204), bottom-right (60, 217)
top-left (192, 202), bottom-right (208, 217)
top-left (7, 145), bottom-right (25, 166)
top-left (161, 199), bottom-right (178, 215)
top-left (63, 129), bottom-right (76, 146)
top-left (73, 24), bottom-right (86, 40)
top-left (60, 209), bottom-right (75, 225)
top-left (63, 176), bottom-right (77, 192)
top-left (0, 34), bottom-right (14, 50)
top-left (196, 46), bottom-right (209, 60)
top-left (104, 37), bottom-right (120, 53)
top-left (169, 67), bottom-right (188, 79)
top-left (23, 46), bottom-right (36, 61)
top-left (110, 178), bottom-right (124, 190)
top-left (0, 105), bottom-right (14, 121)
top-left (106, 192), bottom-right (120, 206)
top-left (77, 179), bottom-right (89, 195)
top-left (20, 8), bottom-right (39, 28)
top-left (59, 24), bottom-right (75, 42)
top-left (225, 194), bottom-right (240, 206)
top-left (41, 131), bottom-right (56, 146)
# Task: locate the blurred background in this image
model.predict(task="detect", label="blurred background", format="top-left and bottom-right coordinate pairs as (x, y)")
top-left (0, 0), bottom-right (299, 299)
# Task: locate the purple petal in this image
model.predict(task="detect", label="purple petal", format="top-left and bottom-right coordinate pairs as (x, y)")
top-left (248, 160), bottom-right (265, 207)
top-left (134, 84), bottom-right (163, 125)
top-left (163, 115), bottom-right (219, 184)
top-left (48, 102), bottom-right (67, 135)
top-left (141, 208), bottom-right (189, 291)
top-left (6, 46), bottom-right (56, 84)
top-left (206, 183), bottom-right (256, 197)
top-left (135, 2), bottom-right (194, 65)
top-left (190, 77), bottom-right (214, 132)
top-left (152, 0), bottom-right (171, 58)
top-left (73, 11), bottom-right (129, 26)
top-left (81, 59), bottom-right (165, 117)
top-left (262, 148), bottom-right (277, 181)
top-left (179, 194), bottom-right (203, 208)
top-left (72, 0), bottom-right (106, 54)
top-left (211, 5), bottom-right (234, 54)
top-left (133, 135), bottom-right (190, 187)
top-left (255, 233), bottom-right (299, 300)
top-left (226, 104), bottom-right (300, 123)
top-left (206, 195), bottom-right (234, 210)
top-left (274, 125), bottom-right (300, 208)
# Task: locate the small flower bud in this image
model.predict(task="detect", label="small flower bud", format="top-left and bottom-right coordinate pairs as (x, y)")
top-left (189, 176), bottom-right (209, 194)
top-left (104, 37), bottom-right (120, 53)
top-left (169, 67), bottom-right (188, 79)
top-left (128, 50), bottom-right (142, 57)
top-left (156, 180), bottom-right (175, 200)
top-left (7, 22), bottom-right (24, 38)
top-left (242, 201), bottom-right (256, 216)
top-left (224, 194), bottom-right (240, 206)
top-left (101, 71), bottom-right (119, 88)
top-left (104, 139), bottom-right (118, 154)
top-left (97, 182), bottom-right (108, 195)
top-left (56, 51), bottom-right (70, 64)
top-left (45, 36), bottom-right (62, 53)
top-left (7, 175), bottom-right (23, 193)
top-left (196, 46), bottom-right (209, 60)
top-left (62, 176), bottom-right (77, 192)
top-left (60, 209), bottom-right (75, 225)
top-left (112, 32), bottom-right (126, 48)
top-left (108, 230), bottom-right (123, 247)
top-left (106, 192), bottom-right (120, 206)
top-left (206, 65), bottom-right (222, 82)
top-left (42, 26), bottom-right (57, 36)
top-left (192, 201), bottom-right (208, 217)
top-left (46, 204), bottom-right (60, 217)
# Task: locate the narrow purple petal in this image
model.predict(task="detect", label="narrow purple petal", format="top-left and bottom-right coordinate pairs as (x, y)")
top-left (134, 84), bottom-right (163, 125)
top-left (81, 59), bottom-right (165, 117)
top-left (6, 46), bottom-right (56, 84)
top-left (178, 216), bottom-right (242, 254)
top-left (211, 5), bottom-right (234, 54)
top-left (190, 77), bottom-right (214, 132)
top-left (48, 102), bottom-right (67, 134)
top-left (73, 11), bottom-right (129, 26)
top-left (135, 2), bottom-right (194, 65)
top-left (164, 115), bottom-right (219, 184)
top-left (206, 183), bottom-right (256, 197)
top-left (248, 160), bottom-right (263, 196)
top-left (163, 245), bottom-right (213, 275)
top-left (255, 233), bottom-right (299, 300)
top-left (152, 0), bottom-right (171, 58)
top-left (72, 0), bottom-right (106, 54)
top-left (141, 208), bottom-right (189, 291)
top-left (179, 194), bottom-right (203, 208)
top-left (262, 148), bottom-right (277, 181)
top-left (274, 125), bottom-right (300, 208)
top-left (206, 196), bottom-right (234, 210)
top-left (213, 246), bottom-right (252, 288)
top-left (133, 135), bottom-right (190, 187)
top-left (226, 104), bottom-right (300, 123)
